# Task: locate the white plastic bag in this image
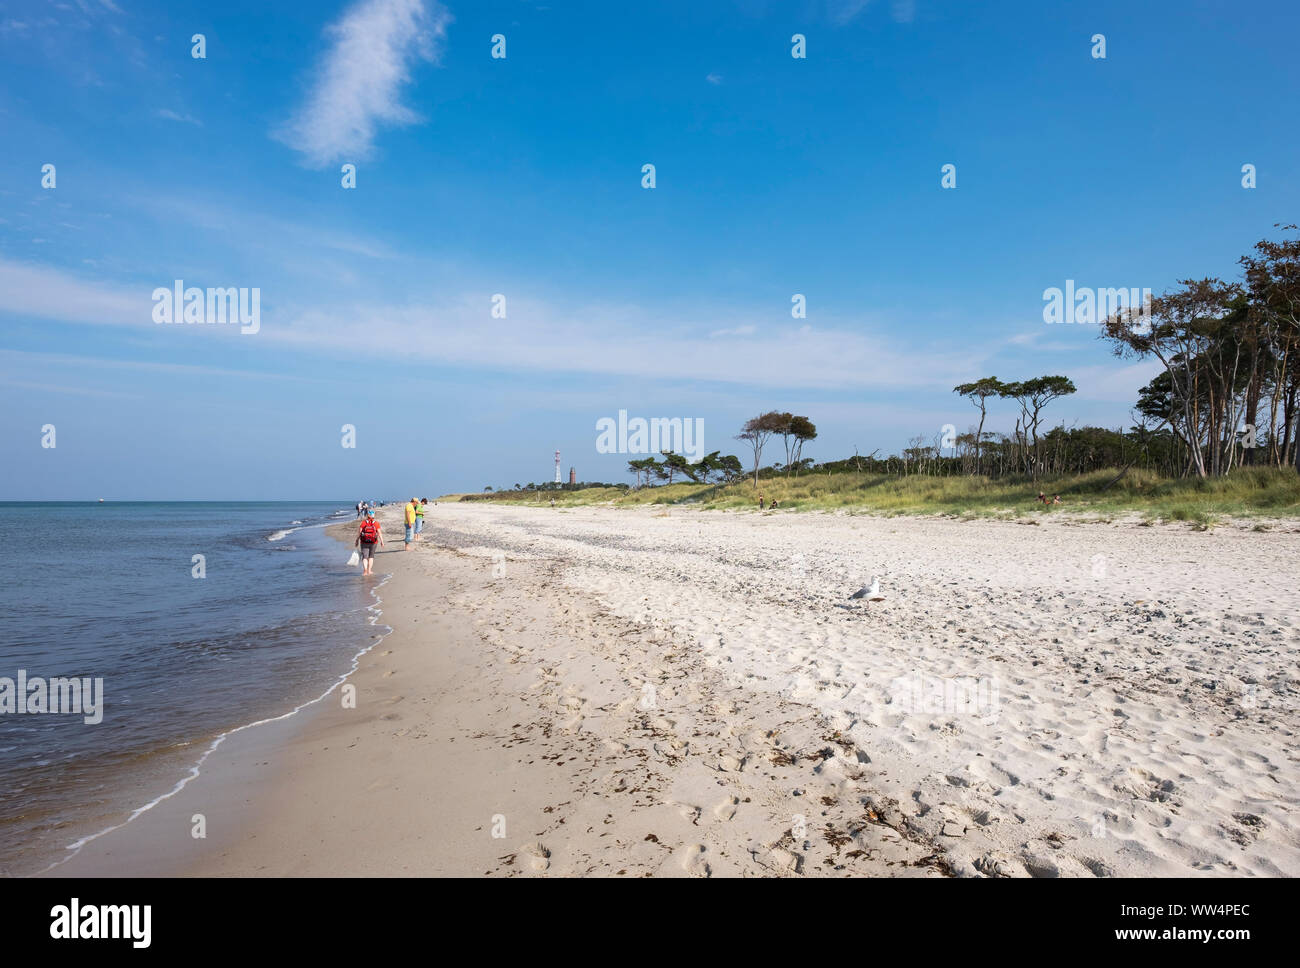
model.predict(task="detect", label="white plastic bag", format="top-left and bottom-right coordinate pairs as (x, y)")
top-left (347, 550), bottom-right (360, 567)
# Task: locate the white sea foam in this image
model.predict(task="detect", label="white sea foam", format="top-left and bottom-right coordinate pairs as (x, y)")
top-left (41, 546), bottom-right (394, 874)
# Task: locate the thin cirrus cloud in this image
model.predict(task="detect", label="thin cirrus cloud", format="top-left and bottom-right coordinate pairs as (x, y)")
top-left (157, 109), bottom-right (202, 126)
top-left (827, 0), bottom-right (916, 24)
top-left (266, 296), bottom-right (984, 393)
top-left (1, 257), bottom-right (986, 393)
top-left (273, 0), bottom-right (452, 168)
top-left (0, 258), bottom-right (145, 327)
top-left (828, 0), bottom-right (873, 25)
top-left (0, 256), bottom-right (1158, 404)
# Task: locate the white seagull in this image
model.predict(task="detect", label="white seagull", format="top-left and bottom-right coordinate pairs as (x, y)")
top-left (850, 577), bottom-right (884, 601)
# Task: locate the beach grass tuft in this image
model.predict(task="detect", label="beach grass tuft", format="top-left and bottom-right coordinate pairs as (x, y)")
top-left (446, 466), bottom-right (1300, 520)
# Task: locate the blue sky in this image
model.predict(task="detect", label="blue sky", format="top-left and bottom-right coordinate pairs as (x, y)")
top-left (1, 0), bottom-right (1297, 499)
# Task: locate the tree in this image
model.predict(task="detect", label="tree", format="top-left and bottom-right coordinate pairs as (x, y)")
top-left (627, 457), bottom-right (659, 488)
top-left (1240, 224), bottom-right (1300, 468)
top-left (789, 416), bottom-right (817, 475)
top-left (998, 381), bottom-right (1031, 472)
top-left (770, 412), bottom-right (796, 473)
top-left (1102, 278), bottom-right (1243, 476)
top-left (689, 451), bottom-right (726, 483)
top-left (998, 376), bottom-right (1076, 476)
top-left (953, 377), bottom-right (1004, 475)
top-left (717, 454), bottom-right (744, 483)
top-left (661, 451), bottom-right (691, 484)
top-left (736, 411), bottom-right (784, 487)
top-left (1021, 376), bottom-right (1077, 474)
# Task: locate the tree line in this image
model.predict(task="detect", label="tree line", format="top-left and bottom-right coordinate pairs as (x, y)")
top-left (626, 451), bottom-right (744, 487)
top-left (1101, 225), bottom-right (1300, 477)
top-left (494, 226), bottom-right (1299, 492)
top-left (621, 413), bottom-right (821, 489)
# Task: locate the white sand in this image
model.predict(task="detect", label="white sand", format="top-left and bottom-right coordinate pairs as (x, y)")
top-left (434, 503), bottom-right (1300, 877)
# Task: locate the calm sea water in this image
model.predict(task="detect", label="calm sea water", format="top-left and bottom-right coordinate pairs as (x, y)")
top-left (0, 502), bottom-right (382, 874)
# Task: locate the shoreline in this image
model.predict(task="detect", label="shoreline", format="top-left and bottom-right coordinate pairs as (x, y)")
top-left (30, 512), bottom-right (391, 877)
top-left (42, 503), bottom-right (1300, 877)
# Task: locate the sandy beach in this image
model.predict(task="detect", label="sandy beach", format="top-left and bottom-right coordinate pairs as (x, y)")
top-left (47, 503), bottom-right (1299, 878)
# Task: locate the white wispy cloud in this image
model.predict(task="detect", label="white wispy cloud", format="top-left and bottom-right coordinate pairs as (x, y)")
top-left (0, 378), bottom-right (136, 399)
top-left (274, 0), bottom-right (452, 168)
top-left (0, 348), bottom-right (328, 384)
top-left (828, 0), bottom-right (916, 25)
top-left (0, 259), bottom-right (1039, 396)
top-left (0, 259), bottom-right (146, 327)
top-left (264, 296), bottom-right (983, 392)
top-left (829, 0), bottom-right (873, 25)
top-left (157, 108), bottom-right (202, 126)
top-left (132, 194), bottom-right (398, 261)
top-left (705, 72), bottom-right (722, 85)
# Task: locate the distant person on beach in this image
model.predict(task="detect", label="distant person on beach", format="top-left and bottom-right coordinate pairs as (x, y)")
top-left (355, 501), bottom-right (362, 518)
top-left (404, 498), bottom-right (417, 550)
top-left (1052, 495), bottom-right (1061, 505)
top-left (759, 496), bottom-right (765, 510)
top-left (415, 498), bottom-right (426, 537)
top-left (355, 509), bottom-right (383, 576)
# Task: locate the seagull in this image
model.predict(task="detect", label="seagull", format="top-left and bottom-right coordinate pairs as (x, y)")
top-left (850, 578), bottom-right (884, 601)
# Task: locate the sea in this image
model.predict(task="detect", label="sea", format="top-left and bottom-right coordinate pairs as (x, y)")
top-left (0, 501), bottom-right (385, 875)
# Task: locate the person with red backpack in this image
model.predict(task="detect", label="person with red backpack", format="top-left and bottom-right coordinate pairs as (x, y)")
top-left (355, 509), bottom-right (384, 576)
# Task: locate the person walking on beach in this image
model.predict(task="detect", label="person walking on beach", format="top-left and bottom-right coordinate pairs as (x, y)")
top-left (355, 509), bottom-right (383, 576)
top-left (404, 498), bottom-right (418, 550)
top-left (415, 498), bottom-right (426, 538)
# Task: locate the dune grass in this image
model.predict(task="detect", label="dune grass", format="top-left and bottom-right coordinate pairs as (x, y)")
top-left (443, 466), bottom-right (1300, 521)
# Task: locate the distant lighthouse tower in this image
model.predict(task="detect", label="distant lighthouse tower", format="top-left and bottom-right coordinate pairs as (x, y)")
top-left (554, 449), bottom-right (562, 484)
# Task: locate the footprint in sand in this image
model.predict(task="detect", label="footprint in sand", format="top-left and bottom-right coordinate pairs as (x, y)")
top-left (679, 844), bottom-right (712, 877)
top-left (767, 847), bottom-right (802, 874)
top-left (521, 842), bottom-right (551, 871)
top-left (674, 803), bottom-right (703, 825)
top-left (713, 795), bottom-right (739, 821)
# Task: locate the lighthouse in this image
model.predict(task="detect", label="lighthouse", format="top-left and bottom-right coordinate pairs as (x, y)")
top-left (554, 449), bottom-right (562, 484)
